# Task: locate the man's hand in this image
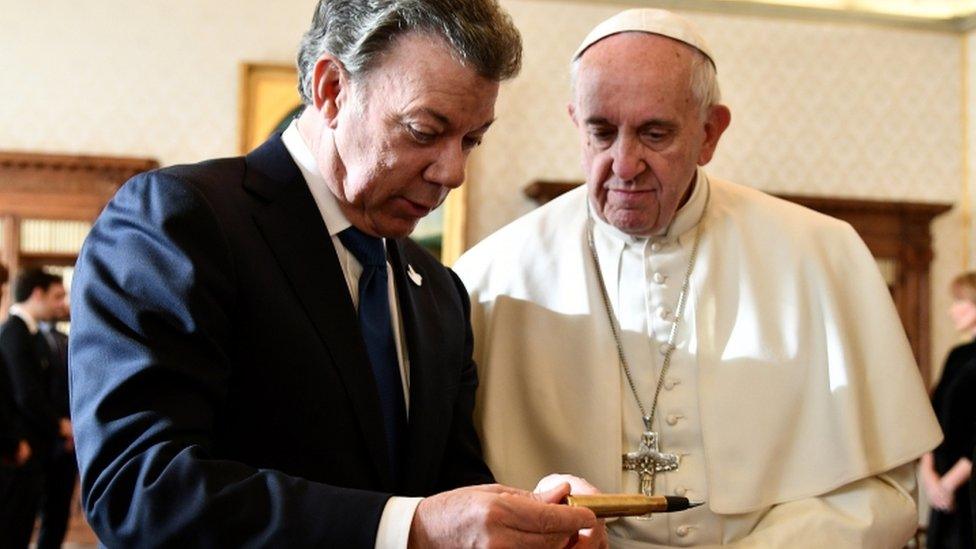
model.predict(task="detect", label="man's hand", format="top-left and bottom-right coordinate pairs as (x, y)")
top-left (59, 418), bottom-right (72, 438)
top-left (535, 474), bottom-right (608, 549)
top-left (408, 483), bottom-right (596, 548)
top-left (924, 473), bottom-right (953, 511)
top-left (59, 418), bottom-right (74, 452)
top-left (15, 439), bottom-right (31, 466)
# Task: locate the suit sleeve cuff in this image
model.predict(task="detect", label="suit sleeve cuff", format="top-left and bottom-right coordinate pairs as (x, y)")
top-left (374, 496), bottom-right (424, 549)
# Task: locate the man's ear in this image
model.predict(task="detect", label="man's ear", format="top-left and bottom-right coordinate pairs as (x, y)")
top-left (698, 104), bottom-right (731, 165)
top-left (312, 54), bottom-right (349, 127)
top-left (567, 101), bottom-right (579, 128)
top-left (29, 286), bottom-right (45, 303)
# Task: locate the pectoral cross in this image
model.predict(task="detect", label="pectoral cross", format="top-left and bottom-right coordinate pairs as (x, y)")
top-left (622, 423), bottom-right (680, 496)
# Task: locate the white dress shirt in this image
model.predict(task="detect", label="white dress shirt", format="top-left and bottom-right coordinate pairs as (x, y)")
top-left (281, 122), bottom-right (422, 549)
top-left (9, 303), bottom-right (40, 335)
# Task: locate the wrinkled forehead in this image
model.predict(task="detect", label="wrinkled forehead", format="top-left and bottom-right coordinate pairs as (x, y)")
top-left (356, 32), bottom-right (501, 126)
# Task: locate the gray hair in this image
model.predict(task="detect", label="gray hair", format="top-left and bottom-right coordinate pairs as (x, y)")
top-left (570, 41), bottom-right (721, 120)
top-left (297, 0), bottom-right (523, 105)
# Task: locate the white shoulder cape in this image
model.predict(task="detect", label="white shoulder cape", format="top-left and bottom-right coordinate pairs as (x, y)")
top-left (455, 176), bottom-right (941, 514)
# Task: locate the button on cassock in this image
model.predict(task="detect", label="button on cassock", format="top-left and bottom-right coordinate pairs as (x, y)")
top-left (676, 525), bottom-right (691, 538)
top-left (652, 272), bottom-right (667, 284)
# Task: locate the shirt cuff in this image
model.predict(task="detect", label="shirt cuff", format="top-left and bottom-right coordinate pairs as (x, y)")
top-left (375, 496), bottom-right (424, 549)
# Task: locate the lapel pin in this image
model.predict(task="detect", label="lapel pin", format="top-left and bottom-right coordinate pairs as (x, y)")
top-left (407, 264), bottom-right (423, 287)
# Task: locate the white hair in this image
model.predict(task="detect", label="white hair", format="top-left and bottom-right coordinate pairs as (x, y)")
top-left (297, 0), bottom-right (522, 105)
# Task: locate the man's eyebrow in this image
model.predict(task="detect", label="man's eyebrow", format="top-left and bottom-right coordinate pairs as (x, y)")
top-left (473, 118), bottom-right (496, 133)
top-left (584, 116), bottom-right (613, 126)
top-left (413, 108), bottom-right (495, 132)
top-left (584, 116), bottom-right (679, 130)
top-left (638, 119), bottom-right (679, 131)
top-left (416, 107), bottom-right (451, 127)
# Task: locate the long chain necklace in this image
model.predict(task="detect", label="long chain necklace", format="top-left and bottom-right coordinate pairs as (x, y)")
top-left (585, 202), bottom-right (705, 496)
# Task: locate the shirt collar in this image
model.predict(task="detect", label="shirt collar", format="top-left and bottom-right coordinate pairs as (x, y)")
top-left (9, 304), bottom-right (39, 334)
top-left (591, 167), bottom-right (710, 246)
top-left (281, 120), bottom-right (352, 237)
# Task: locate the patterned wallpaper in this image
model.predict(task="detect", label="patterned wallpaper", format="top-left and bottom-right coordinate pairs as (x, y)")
top-left (0, 0), bottom-right (316, 165)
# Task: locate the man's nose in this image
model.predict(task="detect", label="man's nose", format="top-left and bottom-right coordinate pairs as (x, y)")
top-left (611, 134), bottom-right (646, 182)
top-left (424, 141), bottom-right (466, 189)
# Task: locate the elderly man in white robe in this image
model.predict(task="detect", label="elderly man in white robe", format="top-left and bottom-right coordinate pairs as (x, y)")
top-left (455, 8), bottom-right (942, 548)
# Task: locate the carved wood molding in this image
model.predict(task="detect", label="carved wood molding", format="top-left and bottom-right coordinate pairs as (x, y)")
top-left (0, 151), bottom-right (157, 220)
top-left (523, 180), bottom-right (952, 383)
top-left (0, 150), bottom-right (159, 317)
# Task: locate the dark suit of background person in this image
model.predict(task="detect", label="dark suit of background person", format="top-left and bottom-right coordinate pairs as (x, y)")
top-left (0, 263), bottom-right (24, 541)
top-left (927, 337), bottom-right (976, 549)
top-left (36, 322), bottom-right (74, 549)
top-left (68, 133), bottom-right (492, 547)
top-left (0, 352), bottom-right (30, 540)
top-left (0, 310), bottom-right (60, 548)
top-left (0, 260), bottom-right (19, 460)
top-left (0, 353), bottom-right (21, 459)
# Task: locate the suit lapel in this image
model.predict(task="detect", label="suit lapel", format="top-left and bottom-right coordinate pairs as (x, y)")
top-left (243, 135), bottom-right (393, 489)
top-left (388, 243), bottom-right (452, 495)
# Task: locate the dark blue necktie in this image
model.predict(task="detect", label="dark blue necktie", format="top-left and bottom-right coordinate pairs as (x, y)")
top-left (338, 226), bottom-right (406, 478)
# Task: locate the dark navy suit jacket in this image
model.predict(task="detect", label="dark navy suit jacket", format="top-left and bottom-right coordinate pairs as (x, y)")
top-left (0, 315), bottom-right (59, 460)
top-left (69, 135), bottom-right (492, 547)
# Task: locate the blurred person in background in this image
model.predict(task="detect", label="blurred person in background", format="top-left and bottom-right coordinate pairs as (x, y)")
top-left (0, 262), bottom-right (25, 463)
top-left (0, 269), bottom-right (72, 547)
top-left (36, 289), bottom-right (74, 549)
top-left (923, 272), bottom-right (976, 549)
top-left (0, 268), bottom-right (69, 548)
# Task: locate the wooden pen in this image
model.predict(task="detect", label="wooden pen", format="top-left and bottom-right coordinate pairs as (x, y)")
top-left (563, 494), bottom-right (704, 518)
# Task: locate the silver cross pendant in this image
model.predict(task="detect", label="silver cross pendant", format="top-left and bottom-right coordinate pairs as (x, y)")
top-left (622, 420), bottom-right (680, 496)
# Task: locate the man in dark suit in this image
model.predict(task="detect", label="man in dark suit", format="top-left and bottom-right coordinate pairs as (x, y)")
top-left (0, 262), bottom-right (22, 462)
top-left (0, 261), bottom-right (36, 543)
top-left (36, 307), bottom-right (75, 549)
top-left (0, 268), bottom-right (70, 548)
top-left (69, 1), bottom-right (596, 547)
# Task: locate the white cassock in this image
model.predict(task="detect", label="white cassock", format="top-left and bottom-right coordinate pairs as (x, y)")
top-left (454, 170), bottom-right (942, 548)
